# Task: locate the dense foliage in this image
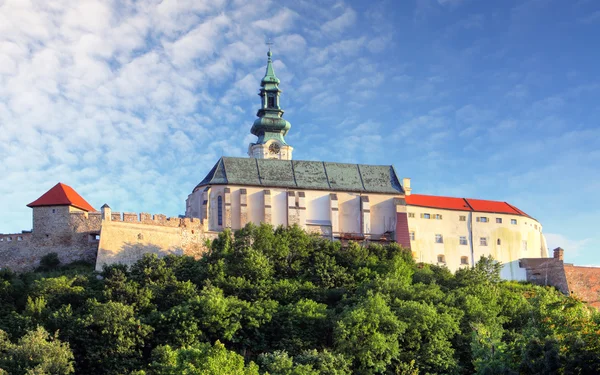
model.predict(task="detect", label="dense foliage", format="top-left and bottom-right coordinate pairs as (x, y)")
top-left (0, 223), bottom-right (599, 374)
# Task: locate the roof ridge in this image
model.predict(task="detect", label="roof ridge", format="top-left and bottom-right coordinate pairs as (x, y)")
top-left (356, 164), bottom-right (366, 191)
top-left (463, 198), bottom-right (474, 211)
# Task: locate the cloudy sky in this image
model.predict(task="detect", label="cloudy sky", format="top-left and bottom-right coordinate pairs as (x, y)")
top-left (1, 0), bottom-right (598, 266)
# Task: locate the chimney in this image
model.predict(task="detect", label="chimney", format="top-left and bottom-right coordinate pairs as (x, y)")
top-left (101, 203), bottom-right (111, 221)
top-left (403, 178), bottom-right (412, 196)
top-left (553, 247), bottom-right (564, 261)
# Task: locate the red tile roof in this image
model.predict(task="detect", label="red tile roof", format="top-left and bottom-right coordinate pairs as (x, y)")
top-left (406, 194), bottom-right (531, 218)
top-left (27, 183), bottom-right (96, 212)
top-left (465, 198), bottom-right (522, 216)
top-left (405, 194), bottom-right (472, 211)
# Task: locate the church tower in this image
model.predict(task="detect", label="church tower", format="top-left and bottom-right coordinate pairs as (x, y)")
top-left (248, 49), bottom-right (293, 160)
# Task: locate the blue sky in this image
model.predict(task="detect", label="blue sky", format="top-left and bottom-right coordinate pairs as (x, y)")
top-left (0, 0), bottom-right (598, 266)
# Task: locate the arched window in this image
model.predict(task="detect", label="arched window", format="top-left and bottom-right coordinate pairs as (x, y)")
top-left (217, 196), bottom-right (223, 226)
top-left (268, 95), bottom-right (275, 108)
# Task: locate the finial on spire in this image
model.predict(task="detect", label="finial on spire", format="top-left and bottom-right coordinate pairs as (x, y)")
top-left (266, 39), bottom-right (274, 58)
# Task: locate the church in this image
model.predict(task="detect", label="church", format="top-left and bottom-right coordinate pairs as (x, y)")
top-left (185, 49), bottom-right (410, 247)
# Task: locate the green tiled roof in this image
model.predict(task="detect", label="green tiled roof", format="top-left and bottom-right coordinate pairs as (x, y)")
top-left (194, 157), bottom-right (404, 194)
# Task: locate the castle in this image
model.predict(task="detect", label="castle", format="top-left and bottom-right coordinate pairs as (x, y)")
top-left (1, 50), bottom-right (548, 278)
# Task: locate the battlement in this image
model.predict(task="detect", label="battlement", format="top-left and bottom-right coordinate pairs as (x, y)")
top-left (101, 210), bottom-right (204, 230)
top-left (0, 232), bottom-right (32, 245)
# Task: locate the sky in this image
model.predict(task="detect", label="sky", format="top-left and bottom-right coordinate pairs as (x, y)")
top-left (0, 0), bottom-right (599, 266)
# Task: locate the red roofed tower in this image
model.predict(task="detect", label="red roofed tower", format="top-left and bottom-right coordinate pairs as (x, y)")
top-left (27, 183), bottom-right (96, 238)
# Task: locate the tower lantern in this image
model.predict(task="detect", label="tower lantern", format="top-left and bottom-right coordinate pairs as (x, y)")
top-left (248, 49), bottom-right (293, 160)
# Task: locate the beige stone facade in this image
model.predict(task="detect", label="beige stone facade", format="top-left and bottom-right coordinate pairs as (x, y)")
top-left (186, 185), bottom-right (403, 241)
top-left (406, 205), bottom-right (547, 273)
top-left (95, 206), bottom-right (217, 271)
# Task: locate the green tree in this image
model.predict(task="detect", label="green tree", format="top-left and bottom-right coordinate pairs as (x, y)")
top-left (0, 326), bottom-right (74, 374)
top-left (149, 341), bottom-right (260, 375)
top-left (258, 351), bottom-right (318, 375)
top-left (294, 349), bottom-right (351, 375)
top-left (63, 300), bottom-right (153, 375)
top-left (393, 299), bottom-right (459, 374)
top-left (334, 293), bottom-right (405, 374)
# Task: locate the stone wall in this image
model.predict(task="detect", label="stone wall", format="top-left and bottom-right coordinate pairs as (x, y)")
top-left (520, 258), bottom-right (570, 294)
top-left (564, 265), bottom-right (600, 309)
top-left (0, 209), bottom-right (101, 272)
top-left (520, 257), bottom-right (600, 310)
top-left (95, 212), bottom-right (218, 271)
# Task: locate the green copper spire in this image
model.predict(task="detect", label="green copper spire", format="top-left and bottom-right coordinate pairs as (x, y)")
top-left (250, 49), bottom-right (291, 145)
top-left (262, 50), bottom-right (280, 86)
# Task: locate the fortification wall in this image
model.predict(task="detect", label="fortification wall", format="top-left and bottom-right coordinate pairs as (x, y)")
top-left (564, 265), bottom-right (600, 309)
top-left (0, 210), bottom-right (103, 272)
top-left (95, 212), bottom-right (217, 271)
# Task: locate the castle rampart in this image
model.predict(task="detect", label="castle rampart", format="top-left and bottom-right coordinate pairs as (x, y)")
top-left (0, 203), bottom-right (215, 273)
top-left (94, 205), bottom-right (216, 271)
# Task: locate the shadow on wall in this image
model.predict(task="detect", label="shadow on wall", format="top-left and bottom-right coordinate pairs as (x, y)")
top-left (96, 242), bottom-right (184, 270)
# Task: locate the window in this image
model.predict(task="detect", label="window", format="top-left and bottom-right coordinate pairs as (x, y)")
top-left (460, 236), bottom-right (468, 245)
top-left (477, 217), bottom-right (488, 223)
top-left (480, 237), bottom-right (488, 246)
top-left (435, 214), bottom-right (443, 220)
top-left (459, 215), bottom-right (466, 221)
top-left (534, 224), bottom-right (538, 230)
top-left (7, 237), bottom-right (12, 242)
top-left (52, 209), bottom-right (56, 213)
top-left (496, 218), bottom-right (502, 224)
top-left (437, 254), bottom-right (446, 263)
top-left (522, 240), bottom-right (527, 251)
top-left (410, 231), bottom-right (415, 241)
top-left (461, 256), bottom-right (469, 265)
top-left (511, 219), bottom-right (517, 225)
top-left (435, 234), bottom-right (443, 243)
top-left (217, 195), bottom-right (223, 226)
top-left (497, 238), bottom-right (501, 245)
top-left (408, 212), bottom-right (415, 218)
top-left (268, 96), bottom-right (275, 107)
top-left (0, 238), bottom-right (3, 242)
top-left (17, 236), bottom-right (23, 241)
top-left (422, 213), bottom-right (430, 219)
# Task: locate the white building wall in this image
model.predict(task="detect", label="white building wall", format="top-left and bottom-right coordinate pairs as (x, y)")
top-left (501, 260), bottom-right (528, 281)
top-left (338, 193), bottom-right (361, 234)
top-left (247, 187), bottom-right (264, 224)
top-left (407, 205), bottom-right (547, 273)
top-left (272, 189), bottom-right (287, 227)
top-left (230, 189), bottom-right (240, 230)
top-left (369, 194), bottom-right (397, 234)
top-left (189, 185), bottom-right (401, 237)
top-left (304, 191), bottom-right (331, 222)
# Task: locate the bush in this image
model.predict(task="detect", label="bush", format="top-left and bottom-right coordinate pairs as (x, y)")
top-left (38, 253), bottom-right (60, 271)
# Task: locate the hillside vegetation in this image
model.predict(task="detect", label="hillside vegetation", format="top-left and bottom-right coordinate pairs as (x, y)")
top-left (1, 224), bottom-right (599, 374)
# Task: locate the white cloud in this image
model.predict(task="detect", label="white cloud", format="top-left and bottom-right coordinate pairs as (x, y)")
top-left (321, 8), bottom-right (357, 34)
top-left (252, 8), bottom-right (299, 33)
top-left (545, 233), bottom-right (592, 258)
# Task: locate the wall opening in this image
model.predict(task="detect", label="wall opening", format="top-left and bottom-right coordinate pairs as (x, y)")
top-left (217, 195), bottom-right (223, 226)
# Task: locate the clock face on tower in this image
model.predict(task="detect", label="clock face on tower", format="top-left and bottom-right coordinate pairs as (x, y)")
top-left (268, 143), bottom-right (281, 155)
